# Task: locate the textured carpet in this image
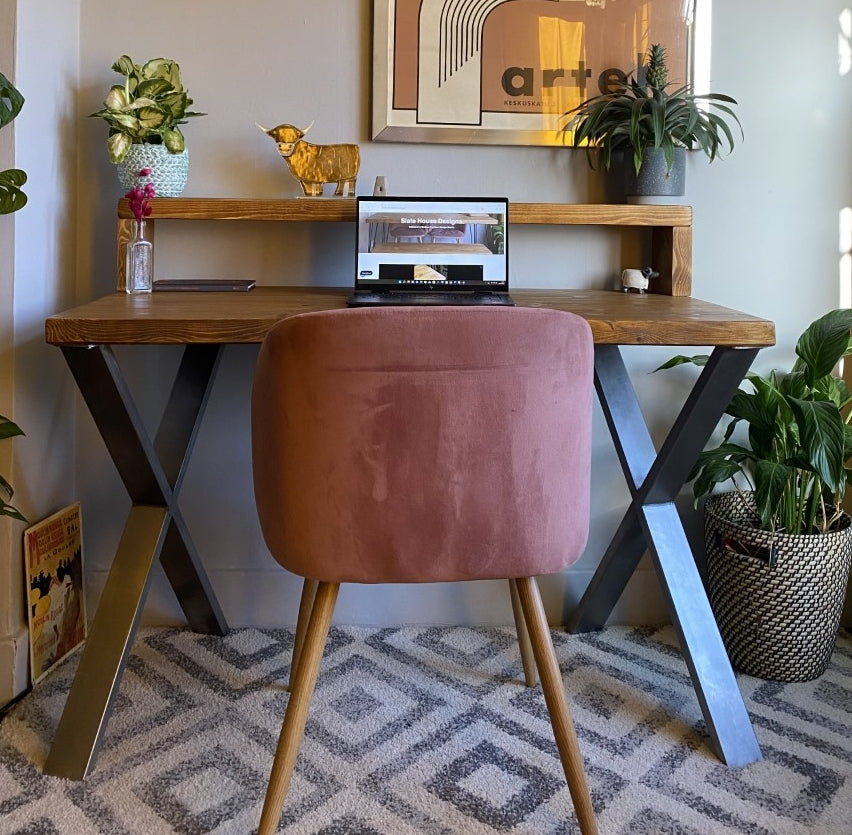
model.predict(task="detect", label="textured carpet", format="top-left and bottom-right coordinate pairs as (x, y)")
top-left (0, 624), bottom-right (850, 834)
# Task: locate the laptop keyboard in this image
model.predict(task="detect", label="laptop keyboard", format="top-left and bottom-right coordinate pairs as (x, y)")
top-left (349, 292), bottom-right (514, 307)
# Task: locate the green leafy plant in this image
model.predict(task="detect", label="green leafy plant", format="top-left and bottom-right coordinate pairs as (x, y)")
top-left (560, 43), bottom-right (742, 174)
top-left (0, 414), bottom-right (25, 521)
top-left (0, 70), bottom-right (26, 520)
top-left (658, 309), bottom-right (852, 535)
top-left (0, 69), bottom-right (27, 214)
top-left (89, 55), bottom-right (205, 164)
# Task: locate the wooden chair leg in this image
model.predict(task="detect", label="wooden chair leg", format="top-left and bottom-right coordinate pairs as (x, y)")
top-left (508, 579), bottom-right (537, 687)
top-left (259, 581), bottom-right (339, 835)
top-left (514, 576), bottom-right (598, 835)
top-left (288, 578), bottom-right (318, 691)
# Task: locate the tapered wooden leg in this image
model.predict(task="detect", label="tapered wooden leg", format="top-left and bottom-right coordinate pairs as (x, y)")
top-left (515, 576), bottom-right (598, 835)
top-left (508, 579), bottom-right (537, 687)
top-left (259, 581), bottom-right (339, 835)
top-left (288, 578), bottom-right (319, 691)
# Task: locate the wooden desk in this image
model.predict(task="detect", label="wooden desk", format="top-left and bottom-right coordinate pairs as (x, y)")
top-left (44, 288), bottom-right (775, 779)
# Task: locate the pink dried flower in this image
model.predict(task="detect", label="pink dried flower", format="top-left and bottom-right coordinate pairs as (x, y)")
top-left (125, 168), bottom-right (155, 223)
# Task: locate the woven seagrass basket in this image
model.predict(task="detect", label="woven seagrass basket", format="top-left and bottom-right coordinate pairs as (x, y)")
top-left (117, 144), bottom-right (188, 197)
top-left (704, 492), bottom-right (852, 682)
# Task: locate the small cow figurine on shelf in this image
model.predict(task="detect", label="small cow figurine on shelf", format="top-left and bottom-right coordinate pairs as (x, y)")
top-left (621, 266), bottom-right (659, 294)
top-left (257, 121), bottom-right (360, 197)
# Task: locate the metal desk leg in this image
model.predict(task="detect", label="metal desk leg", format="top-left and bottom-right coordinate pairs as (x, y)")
top-left (43, 344), bottom-right (229, 779)
top-left (568, 345), bottom-right (762, 767)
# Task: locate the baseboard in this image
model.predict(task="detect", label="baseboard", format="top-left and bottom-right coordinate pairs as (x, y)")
top-left (85, 565), bottom-right (672, 629)
top-left (0, 627), bottom-right (30, 709)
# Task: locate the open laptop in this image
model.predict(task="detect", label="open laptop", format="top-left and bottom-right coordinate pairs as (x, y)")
top-left (348, 196), bottom-right (513, 306)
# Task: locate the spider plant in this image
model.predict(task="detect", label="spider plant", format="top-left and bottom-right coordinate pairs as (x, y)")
top-left (561, 43), bottom-right (742, 174)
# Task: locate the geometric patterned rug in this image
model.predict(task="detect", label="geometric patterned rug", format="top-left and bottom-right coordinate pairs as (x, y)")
top-left (0, 624), bottom-right (850, 834)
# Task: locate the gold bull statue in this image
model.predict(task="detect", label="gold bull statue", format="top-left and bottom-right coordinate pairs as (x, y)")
top-left (257, 121), bottom-right (360, 197)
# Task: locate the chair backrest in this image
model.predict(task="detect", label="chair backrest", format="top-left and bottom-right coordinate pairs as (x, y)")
top-left (251, 306), bottom-right (593, 584)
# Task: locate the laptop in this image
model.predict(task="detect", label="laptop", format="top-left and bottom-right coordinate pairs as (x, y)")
top-left (348, 196), bottom-right (513, 306)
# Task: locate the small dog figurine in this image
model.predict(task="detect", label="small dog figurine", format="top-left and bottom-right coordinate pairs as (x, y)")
top-left (621, 267), bottom-right (659, 294)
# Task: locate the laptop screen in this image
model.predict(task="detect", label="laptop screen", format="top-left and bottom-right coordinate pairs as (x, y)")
top-left (355, 196), bottom-right (509, 293)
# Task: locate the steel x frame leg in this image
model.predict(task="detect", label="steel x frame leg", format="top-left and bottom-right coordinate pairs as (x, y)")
top-left (568, 344), bottom-right (763, 767)
top-left (43, 344), bottom-right (230, 779)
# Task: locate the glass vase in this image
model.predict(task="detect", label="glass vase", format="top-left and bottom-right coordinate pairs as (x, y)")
top-left (126, 219), bottom-right (153, 294)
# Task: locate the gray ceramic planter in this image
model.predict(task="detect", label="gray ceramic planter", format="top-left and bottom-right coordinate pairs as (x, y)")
top-left (625, 147), bottom-right (686, 201)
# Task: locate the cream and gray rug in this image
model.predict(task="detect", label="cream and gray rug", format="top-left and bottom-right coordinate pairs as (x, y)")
top-left (0, 624), bottom-right (850, 834)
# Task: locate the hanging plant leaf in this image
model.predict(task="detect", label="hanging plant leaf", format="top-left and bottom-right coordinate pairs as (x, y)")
top-left (0, 167), bottom-right (26, 214)
top-left (0, 70), bottom-right (24, 130)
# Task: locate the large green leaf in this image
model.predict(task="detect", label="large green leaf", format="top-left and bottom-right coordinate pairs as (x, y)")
top-left (653, 353), bottom-right (709, 371)
top-left (795, 308), bottom-right (852, 383)
top-left (0, 70), bottom-right (24, 130)
top-left (806, 372), bottom-right (852, 412)
top-left (135, 106), bottom-right (168, 133)
top-left (103, 111), bottom-right (140, 131)
top-left (745, 376), bottom-right (793, 459)
top-left (112, 55), bottom-right (136, 76)
top-left (0, 168), bottom-right (27, 214)
top-left (690, 443), bottom-right (753, 499)
top-left (0, 416), bottom-right (25, 521)
top-left (107, 132), bottom-right (132, 164)
top-left (753, 460), bottom-right (796, 529)
top-left (137, 78), bottom-right (174, 100)
top-left (788, 396), bottom-right (846, 495)
top-left (102, 84), bottom-right (131, 111)
top-left (0, 416), bottom-right (24, 440)
top-left (162, 128), bottom-right (185, 153)
top-left (0, 470), bottom-right (25, 521)
top-left (778, 369), bottom-right (809, 399)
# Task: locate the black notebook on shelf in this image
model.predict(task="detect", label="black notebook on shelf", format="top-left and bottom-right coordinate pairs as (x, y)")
top-left (153, 279), bottom-right (256, 292)
top-left (348, 196), bottom-right (513, 306)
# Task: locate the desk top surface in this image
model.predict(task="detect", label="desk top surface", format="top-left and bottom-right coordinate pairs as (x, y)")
top-left (45, 288), bottom-right (775, 348)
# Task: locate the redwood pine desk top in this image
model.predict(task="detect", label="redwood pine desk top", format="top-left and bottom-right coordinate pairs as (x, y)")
top-left (45, 288), bottom-right (775, 348)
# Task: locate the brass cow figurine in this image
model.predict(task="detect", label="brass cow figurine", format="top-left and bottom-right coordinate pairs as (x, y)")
top-left (258, 121), bottom-right (360, 197)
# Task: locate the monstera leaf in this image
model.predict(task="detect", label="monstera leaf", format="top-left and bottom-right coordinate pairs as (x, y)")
top-left (0, 168), bottom-right (27, 214)
top-left (0, 70), bottom-right (27, 215)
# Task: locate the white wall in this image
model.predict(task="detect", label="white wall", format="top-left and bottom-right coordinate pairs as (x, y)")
top-left (0, 0), bottom-right (24, 707)
top-left (57, 0), bottom-right (852, 629)
top-left (0, 0), bottom-right (80, 705)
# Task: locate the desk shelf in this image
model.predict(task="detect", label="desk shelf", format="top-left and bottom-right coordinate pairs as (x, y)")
top-left (116, 198), bottom-right (693, 295)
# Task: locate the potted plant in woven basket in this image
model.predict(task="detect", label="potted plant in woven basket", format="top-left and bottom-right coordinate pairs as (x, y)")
top-left (560, 43), bottom-right (741, 201)
top-left (659, 308), bottom-right (852, 681)
top-left (90, 55), bottom-right (205, 196)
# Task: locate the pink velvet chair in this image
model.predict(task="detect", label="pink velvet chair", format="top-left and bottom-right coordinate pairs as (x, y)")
top-left (387, 222), bottom-right (430, 242)
top-left (251, 306), bottom-right (597, 835)
top-left (428, 223), bottom-right (467, 242)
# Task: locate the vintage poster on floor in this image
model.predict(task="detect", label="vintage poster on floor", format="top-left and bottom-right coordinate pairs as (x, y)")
top-left (24, 502), bottom-right (87, 684)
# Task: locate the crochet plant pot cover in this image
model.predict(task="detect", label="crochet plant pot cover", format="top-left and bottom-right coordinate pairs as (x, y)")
top-left (118, 144), bottom-right (188, 197)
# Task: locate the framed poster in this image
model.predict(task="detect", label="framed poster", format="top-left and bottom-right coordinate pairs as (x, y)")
top-left (373, 0), bottom-right (695, 146)
top-left (25, 503), bottom-right (87, 684)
